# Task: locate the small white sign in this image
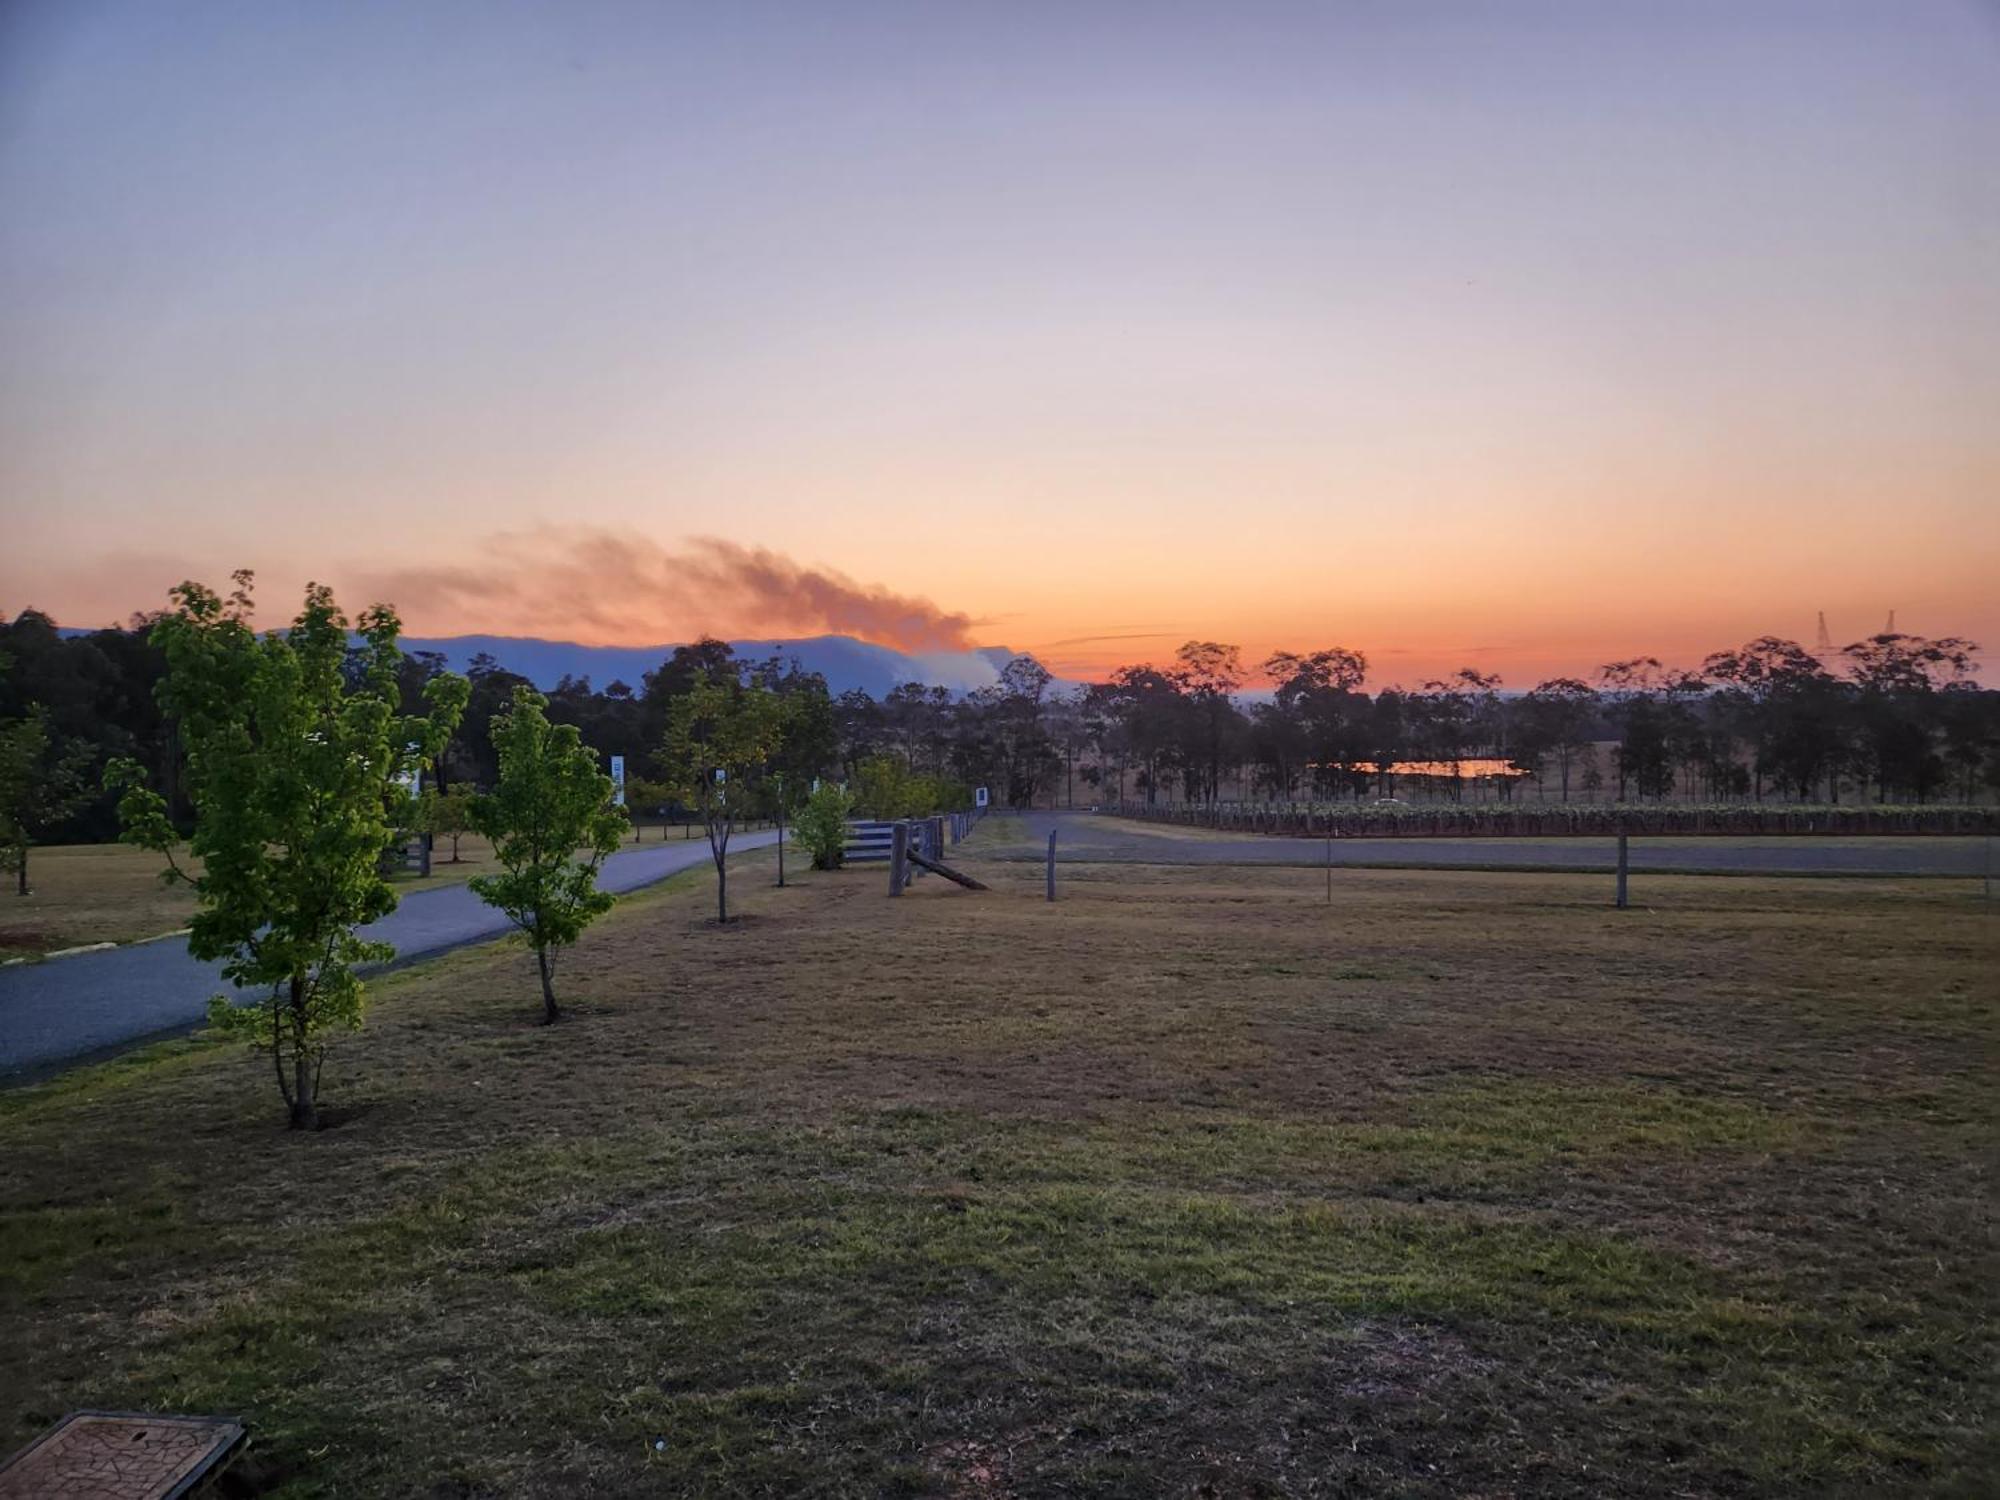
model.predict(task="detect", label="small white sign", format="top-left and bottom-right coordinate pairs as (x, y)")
top-left (714, 768), bottom-right (727, 783)
top-left (975, 786), bottom-right (989, 808)
top-left (610, 755), bottom-right (626, 807)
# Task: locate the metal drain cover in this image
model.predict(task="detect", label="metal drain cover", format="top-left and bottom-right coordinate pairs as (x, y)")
top-left (0, 1411), bottom-right (246, 1499)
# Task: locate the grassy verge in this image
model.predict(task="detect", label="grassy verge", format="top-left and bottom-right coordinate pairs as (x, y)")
top-left (1, 855), bottom-right (1992, 1495)
top-left (0, 843), bottom-right (202, 956)
top-left (0, 831), bottom-right (735, 958)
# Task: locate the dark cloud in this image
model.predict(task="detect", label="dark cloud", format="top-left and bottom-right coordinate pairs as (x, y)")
top-left (352, 529), bottom-right (980, 651)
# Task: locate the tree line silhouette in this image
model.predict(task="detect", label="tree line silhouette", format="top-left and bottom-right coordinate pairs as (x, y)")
top-left (3, 606), bottom-right (1994, 873)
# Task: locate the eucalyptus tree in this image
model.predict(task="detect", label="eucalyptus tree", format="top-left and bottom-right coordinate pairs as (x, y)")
top-left (1938, 686), bottom-right (2000, 805)
top-left (1597, 658), bottom-right (1676, 800)
top-left (1098, 666), bottom-right (1184, 806)
top-left (1264, 648), bottom-right (1370, 798)
top-left (470, 686), bottom-right (627, 1023)
top-left (1517, 678), bottom-right (1598, 801)
top-left (1701, 638), bottom-right (1839, 800)
top-left (967, 655), bottom-right (1060, 807)
top-left (1410, 669), bottom-right (1501, 798)
top-left (1043, 689), bottom-right (1096, 808)
top-left (1840, 633), bottom-right (1979, 800)
top-left (112, 574), bottom-right (468, 1129)
top-left (1172, 641), bottom-right (1246, 805)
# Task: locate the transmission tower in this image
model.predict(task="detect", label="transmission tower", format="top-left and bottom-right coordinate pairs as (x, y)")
top-left (1815, 611), bottom-right (1832, 655)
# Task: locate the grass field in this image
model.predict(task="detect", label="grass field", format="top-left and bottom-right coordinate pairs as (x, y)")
top-left (1, 848), bottom-right (1993, 1495)
top-left (0, 843), bottom-right (203, 956)
top-left (0, 825), bottom-right (717, 958)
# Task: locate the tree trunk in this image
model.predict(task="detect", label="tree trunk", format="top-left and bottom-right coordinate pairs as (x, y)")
top-left (286, 974), bottom-right (317, 1129)
top-left (14, 847), bottom-right (25, 896)
top-left (536, 945), bottom-right (560, 1024)
top-left (716, 859), bottom-right (729, 922)
top-left (290, 1050), bottom-right (317, 1130)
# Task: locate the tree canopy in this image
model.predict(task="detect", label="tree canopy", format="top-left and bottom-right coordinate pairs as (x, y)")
top-left (111, 575), bottom-right (468, 1128)
top-left (469, 686), bottom-right (627, 1023)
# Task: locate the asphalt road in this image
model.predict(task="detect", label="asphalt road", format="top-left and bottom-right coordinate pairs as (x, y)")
top-left (0, 830), bottom-right (776, 1080)
top-left (986, 811), bottom-right (1993, 877)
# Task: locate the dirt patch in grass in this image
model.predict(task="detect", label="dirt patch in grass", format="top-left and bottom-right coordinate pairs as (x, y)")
top-left (0, 853), bottom-right (1993, 1496)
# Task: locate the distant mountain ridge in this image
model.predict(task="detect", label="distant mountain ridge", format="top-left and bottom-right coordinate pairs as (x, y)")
top-left (51, 624), bottom-right (1062, 696)
top-left (397, 633), bottom-right (1030, 698)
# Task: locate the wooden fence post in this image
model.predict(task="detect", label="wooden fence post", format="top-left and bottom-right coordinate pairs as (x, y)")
top-left (891, 821), bottom-right (908, 896)
top-left (1046, 829), bottom-right (1057, 903)
top-left (1615, 830), bottom-right (1630, 909)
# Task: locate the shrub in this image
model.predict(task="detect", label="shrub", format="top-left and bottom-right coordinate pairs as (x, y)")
top-left (795, 782), bottom-right (857, 869)
top-left (852, 754), bottom-right (974, 819)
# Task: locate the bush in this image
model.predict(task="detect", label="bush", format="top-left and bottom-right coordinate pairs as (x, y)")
top-left (794, 782), bottom-right (857, 870)
top-left (852, 754), bottom-right (973, 819)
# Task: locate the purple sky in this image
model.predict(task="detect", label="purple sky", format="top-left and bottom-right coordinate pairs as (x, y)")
top-left (2, 1), bottom-right (1994, 683)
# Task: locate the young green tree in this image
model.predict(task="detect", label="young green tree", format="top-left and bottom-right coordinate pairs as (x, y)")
top-left (793, 780), bottom-right (857, 869)
top-left (0, 710), bottom-right (93, 896)
top-left (621, 774), bottom-right (671, 839)
top-left (469, 687), bottom-right (627, 1023)
top-left (659, 677), bottom-right (783, 922)
top-left (418, 784), bottom-right (477, 862)
top-left (853, 752), bottom-right (918, 819)
top-left (111, 574), bottom-right (468, 1129)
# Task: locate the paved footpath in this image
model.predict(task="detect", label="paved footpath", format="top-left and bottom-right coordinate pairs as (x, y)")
top-left (0, 831), bottom-right (776, 1080)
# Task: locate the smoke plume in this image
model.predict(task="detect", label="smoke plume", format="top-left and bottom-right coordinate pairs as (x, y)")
top-left (352, 529), bottom-right (980, 651)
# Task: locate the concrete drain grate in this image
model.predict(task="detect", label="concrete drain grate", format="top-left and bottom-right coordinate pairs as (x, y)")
top-left (0, 1411), bottom-right (246, 1498)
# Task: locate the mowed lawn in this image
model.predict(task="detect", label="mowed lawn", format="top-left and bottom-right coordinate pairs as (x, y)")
top-left (0, 843), bottom-right (203, 956)
top-left (0, 852), bottom-right (1993, 1496)
top-left (0, 824), bottom-right (710, 957)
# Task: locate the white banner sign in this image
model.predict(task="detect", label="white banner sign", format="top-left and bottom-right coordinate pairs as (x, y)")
top-left (610, 754), bottom-right (626, 807)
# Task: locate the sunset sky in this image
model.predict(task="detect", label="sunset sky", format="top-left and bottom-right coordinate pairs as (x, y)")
top-left (2, 0), bottom-right (1995, 685)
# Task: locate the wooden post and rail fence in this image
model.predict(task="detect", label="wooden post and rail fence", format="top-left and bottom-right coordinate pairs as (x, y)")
top-left (845, 807), bottom-right (991, 895)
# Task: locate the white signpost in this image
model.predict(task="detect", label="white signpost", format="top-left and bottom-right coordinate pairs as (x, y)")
top-left (610, 755), bottom-right (626, 807)
top-left (399, 763), bottom-right (429, 876)
top-left (975, 786), bottom-right (989, 809)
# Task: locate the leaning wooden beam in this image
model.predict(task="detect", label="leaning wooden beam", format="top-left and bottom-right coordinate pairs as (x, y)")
top-left (905, 849), bottom-right (989, 890)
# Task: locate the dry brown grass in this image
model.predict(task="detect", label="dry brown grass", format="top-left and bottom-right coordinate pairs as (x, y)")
top-left (0, 843), bottom-right (201, 955)
top-left (1, 850), bottom-right (1993, 1496)
top-left (0, 830), bottom-right (723, 957)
